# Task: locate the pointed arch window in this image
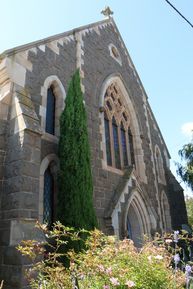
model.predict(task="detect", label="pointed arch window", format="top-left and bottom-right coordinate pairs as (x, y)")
top-left (103, 83), bottom-right (135, 170)
top-left (43, 166), bottom-right (54, 227)
top-left (155, 146), bottom-right (165, 184)
top-left (45, 86), bottom-right (56, 135)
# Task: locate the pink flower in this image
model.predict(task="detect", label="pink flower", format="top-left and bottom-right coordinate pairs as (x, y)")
top-left (126, 280), bottom-right (135, 287)
top-left (110, 277), bottom-right (120, 286)
top-left (103, 286), bottom-right (110, 289)
top-left (106, 267), bottom-right (112, 275)
top-left (98, 264), bottom-right (105, 272)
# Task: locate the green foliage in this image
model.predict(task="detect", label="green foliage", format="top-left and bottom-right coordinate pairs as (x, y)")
top-left (177, 143), bottom-right (193, 191)
top-left (17, 222), bottom-right (185, 289)
top-left (185, 197), bottom-right (193, 227)
top-left (57, 69), bottom-right (97, 230)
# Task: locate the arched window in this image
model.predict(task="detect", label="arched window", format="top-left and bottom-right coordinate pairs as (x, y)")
top-left (103, 83), bottom-right (135, 170)
top-left (41, 75), bottom-right (66, 139)
top-left (160, 191), bottom-right (171, 231)
top-left (39, 154), bottom-right (58, 226)
top-left (45, 86), bottom-right (56, 135)
top-left (43, 166), bottom-right (54, 227)
top-left (155, 146), bottom-right (165, 184)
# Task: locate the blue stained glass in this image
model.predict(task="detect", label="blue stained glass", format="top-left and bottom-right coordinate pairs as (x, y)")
top-left (43, 167), bottom-right (54, 227)
top-left (128, 128), bottom-right (135, 166)
top-left (45, 87), bottom-right (55, 135)
top-left (112, 117), bottom-right (121, 169)
top-left (121, 124), bottom-right (128, 167)
top-left (104, 118), bottom-right (112, 166)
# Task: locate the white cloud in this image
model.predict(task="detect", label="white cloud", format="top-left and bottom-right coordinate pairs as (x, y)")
top-left (181, 122), bottom-right (193, 138)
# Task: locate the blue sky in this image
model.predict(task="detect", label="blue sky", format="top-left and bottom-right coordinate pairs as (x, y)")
top-left (1, 0), bottom-right (193, 194)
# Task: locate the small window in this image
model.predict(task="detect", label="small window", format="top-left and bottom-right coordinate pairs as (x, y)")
top-left (45, 86), bottom-right (56, 135)
top-left (43, 166), bottom-right (54, 227)
top-left (155, 146), bottom-right (165, 184)
top-left (108, 44), bottom-right (122, 66)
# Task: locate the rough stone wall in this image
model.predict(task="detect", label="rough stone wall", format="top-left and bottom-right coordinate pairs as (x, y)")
top-left (82, 22), bottom-right (161, 232)
top-left (0, 84), bottom-right (42, 288)
top-left (146, 106), bottom-right (187, 228)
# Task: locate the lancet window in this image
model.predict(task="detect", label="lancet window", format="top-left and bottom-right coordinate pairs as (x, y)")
top-left (104, 83), bottom-right (135, 170)
top-left (155, 146), bottom-right (165, 184)
top-left (45, 86), bottom-right (56, 135)
top-left (43, 166), bottom-right (54, 227)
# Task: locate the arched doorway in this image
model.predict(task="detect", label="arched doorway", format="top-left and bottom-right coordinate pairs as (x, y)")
top-left (127, 204), bottom-right (143, 247)
top-left (124, 191), bottom-right (152, 247)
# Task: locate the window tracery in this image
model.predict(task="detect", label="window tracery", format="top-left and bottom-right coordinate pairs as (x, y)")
top-left (104, 83), bottom-right (135, 170)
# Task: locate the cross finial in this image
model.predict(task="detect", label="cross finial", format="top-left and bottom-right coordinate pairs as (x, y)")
top-left (101, 6), bottom-right (114, 18)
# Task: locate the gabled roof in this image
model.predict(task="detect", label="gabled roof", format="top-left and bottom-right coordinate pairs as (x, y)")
top-left (0, 18), bottom-right (111, 60)
top-left (0, 17), bottom-right (171, 158)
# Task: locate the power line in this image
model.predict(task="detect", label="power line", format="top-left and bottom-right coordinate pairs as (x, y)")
top-left (164, 0), bottom-right (193, 29)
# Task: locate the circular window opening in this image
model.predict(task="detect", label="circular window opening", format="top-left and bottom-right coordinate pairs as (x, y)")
top-left (112, 46), bottom-right (119, 58)
top-left (108, 44), bottom-right (122, 66)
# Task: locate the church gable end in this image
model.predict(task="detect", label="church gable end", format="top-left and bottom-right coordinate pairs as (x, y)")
top-left (0, 17), bottom-right (187, 289)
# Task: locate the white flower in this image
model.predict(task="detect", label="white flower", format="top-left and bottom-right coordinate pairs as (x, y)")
top-left (126, 280), bottom-right (135, 287)
top-left (155, 255), bottom-right (163, 260)
top-left (174, 254), bottom-right (180, 264)
top-left (174, 231), bottom-right (179, 243)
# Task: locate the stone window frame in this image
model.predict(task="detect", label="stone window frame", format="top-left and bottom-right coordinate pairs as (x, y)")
top-left (99, 74), bottom-right (147, 183)
top-left (40, 75), bottom-right (66, 143)
top-left (103, 82), bottom-right (134, 170)
top-left (155, 145), bottom-right (166, 185)
top-left (39, 154), bottom-right (59, 223)
top-left (108, 44), bottom-right (122, 66)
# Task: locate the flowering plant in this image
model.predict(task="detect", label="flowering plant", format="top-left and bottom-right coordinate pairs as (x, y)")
top-left (17, 222), bottom-right (185, 289)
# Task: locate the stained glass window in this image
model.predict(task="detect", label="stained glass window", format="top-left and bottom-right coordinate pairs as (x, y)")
top-left (43, 167), bottom-right (54, 227)
top-left (45, 86), bottom-right (56, 135)
top-left (104, 117), bottom-right (112, 166)
top-left (112, 117), bottom-right (121, 169)
top-left (103, 84), bottom-right (135, 170)
top-left (128, 128), bottom-right (135, 166)
top-left (121, 123), bottom-right (128, 167)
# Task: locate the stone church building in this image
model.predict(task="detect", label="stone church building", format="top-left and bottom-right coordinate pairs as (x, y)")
top-left (0, 16), bottom-right (187, 288)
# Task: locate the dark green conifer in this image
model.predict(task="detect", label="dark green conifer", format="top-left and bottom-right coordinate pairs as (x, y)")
top-left (57, 70), bottom-right (98, 230)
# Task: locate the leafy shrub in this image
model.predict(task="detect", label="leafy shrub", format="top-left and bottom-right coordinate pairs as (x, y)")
top-left (17, 222), bottom-right (185, 289)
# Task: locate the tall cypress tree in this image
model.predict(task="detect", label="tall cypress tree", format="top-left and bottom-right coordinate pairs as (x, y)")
top-left (57, 70), bottom-right (98, 230)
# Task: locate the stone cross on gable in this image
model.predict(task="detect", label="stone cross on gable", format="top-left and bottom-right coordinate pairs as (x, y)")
top-left (101, 6), bottom-right (114, 18)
